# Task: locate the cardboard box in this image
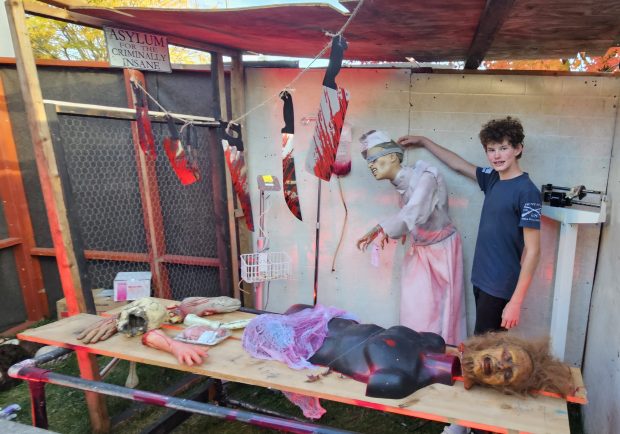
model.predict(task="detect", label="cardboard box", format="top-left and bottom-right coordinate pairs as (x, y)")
top-left (113, 271), bottom-right (152, 301)
top-left (56, 288), bottom-right (128, 319)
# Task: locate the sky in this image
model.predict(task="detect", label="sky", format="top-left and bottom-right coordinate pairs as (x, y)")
top-left (195, 0), bottom-right (349, 12)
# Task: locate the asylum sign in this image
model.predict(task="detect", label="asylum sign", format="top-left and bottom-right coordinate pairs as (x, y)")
top-left (104, 27), bottom-right (172, 73)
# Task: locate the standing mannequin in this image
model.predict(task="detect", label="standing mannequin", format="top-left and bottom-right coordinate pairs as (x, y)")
top-left (356, 130), bottom-right (466, 345)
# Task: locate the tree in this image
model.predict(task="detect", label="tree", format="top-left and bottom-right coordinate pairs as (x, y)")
top-left (26, 0), bottom-right (209, 64)
top-left (483, 47), bottom-right (619, 73)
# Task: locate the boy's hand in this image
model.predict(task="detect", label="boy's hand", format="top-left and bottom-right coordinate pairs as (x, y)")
top-left (397, 135), bottom-right (429, 148)
top-left (501, 300), bottom-right (522, 329)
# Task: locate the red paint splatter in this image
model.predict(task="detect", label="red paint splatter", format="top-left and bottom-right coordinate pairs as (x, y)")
top-left (134, 390), bottom-right (168, 406)
top-left (281, 133), bottom-right (302, 220)
top-left (384, 338), bottom-right (396, 347)
top-left (308, 87), bottom-right (349, 180)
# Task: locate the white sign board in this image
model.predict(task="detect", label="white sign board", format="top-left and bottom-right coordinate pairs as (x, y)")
top-left (104, 27), bottom-right (171, 73)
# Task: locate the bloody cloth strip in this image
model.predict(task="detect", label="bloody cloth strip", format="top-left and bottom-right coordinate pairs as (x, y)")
top-left (221, 123), bottom-right (254, 232)
top-left (280, 91), bottom-right (302, 220)
top-left (163, 117), bottom-right (200, 185)
top-left (130, 82), bottom-right (156, 158)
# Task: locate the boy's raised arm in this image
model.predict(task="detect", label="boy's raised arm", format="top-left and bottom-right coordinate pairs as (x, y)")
top-left (398, 135), bottom-right (477, 180)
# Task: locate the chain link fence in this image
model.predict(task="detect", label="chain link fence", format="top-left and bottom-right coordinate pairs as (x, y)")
top-left (57, 114), bottom-right (223, 300)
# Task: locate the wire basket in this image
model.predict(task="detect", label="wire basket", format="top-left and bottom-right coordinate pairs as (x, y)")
top-left (240, 252), bottom-right (291, 283)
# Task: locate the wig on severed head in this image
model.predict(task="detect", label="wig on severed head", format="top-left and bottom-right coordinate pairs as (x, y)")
top-left (461, 332), bottom-right (574, 397)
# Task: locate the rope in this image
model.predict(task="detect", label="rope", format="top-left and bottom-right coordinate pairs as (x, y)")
top-left (130, 79), bottom-right (193, 129)
top-left (229, 0), bottom-right (366, 126)
top-left (331, 176), bottom-right (348, 272)
top-left (127, 0), bottom-right (367, 132)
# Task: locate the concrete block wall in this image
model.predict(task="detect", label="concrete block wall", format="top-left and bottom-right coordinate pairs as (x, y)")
top-left (244, 68), bottom-right (618, 369)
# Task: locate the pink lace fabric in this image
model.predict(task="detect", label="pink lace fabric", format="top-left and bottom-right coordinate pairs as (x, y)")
top-left (241, 304), bottom-right (348, 370)
top-left (282, 391), bottom-right (326, 419)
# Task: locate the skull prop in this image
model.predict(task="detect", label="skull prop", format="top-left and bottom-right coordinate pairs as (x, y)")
top-left (117, 297), bottom-right (167, 337)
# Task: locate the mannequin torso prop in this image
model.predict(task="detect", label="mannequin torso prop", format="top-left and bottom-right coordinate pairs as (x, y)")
top-left (281, 305), bottom-right (459, 399)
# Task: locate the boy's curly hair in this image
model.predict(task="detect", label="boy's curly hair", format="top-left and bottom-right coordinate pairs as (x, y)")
top-left (479, 117), bottom-right (525, 159)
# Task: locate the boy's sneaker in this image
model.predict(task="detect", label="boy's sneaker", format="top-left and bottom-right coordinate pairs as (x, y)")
top-left (440, 424), bottom-right (470, 434)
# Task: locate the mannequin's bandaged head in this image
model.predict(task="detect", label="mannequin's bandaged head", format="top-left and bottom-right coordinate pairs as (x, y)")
top-left (359, 130), bottom-right (404, 162)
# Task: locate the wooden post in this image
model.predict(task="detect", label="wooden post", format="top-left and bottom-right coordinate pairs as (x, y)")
top-left (5, 0), bottom-right (109, 431)
top-left (123, 69), bottom-right (172, 299)
top-left (230, 52), bottom-right (253, 303)
top-left (209, 52), bottom-right (233, 296)
top-left (0, 77), bottom-right (49, 320)
top-left (215, 52), bottom-right (241, 298)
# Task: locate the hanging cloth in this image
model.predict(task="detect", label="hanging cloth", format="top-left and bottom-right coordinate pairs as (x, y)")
top-left (163, 117), bottom-right (200, 185)
top-left (221, 122), bottom-right (254, 232)
top-left (130, 82), bottom-right (156, 158)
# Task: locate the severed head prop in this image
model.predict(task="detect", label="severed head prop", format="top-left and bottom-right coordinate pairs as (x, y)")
top-left (117, 297), bottom-right (168, 337)
top-left (460, 332), bottom-right (574, 396)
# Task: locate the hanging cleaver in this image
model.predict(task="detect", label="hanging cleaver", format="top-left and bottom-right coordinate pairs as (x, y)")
top-left (305, 35), bottom-right (350, 181)
top-left (280, 91), bottom-right (302, 221)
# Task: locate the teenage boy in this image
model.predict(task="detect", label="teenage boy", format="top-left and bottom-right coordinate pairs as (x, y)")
top-left (398, 117), bottom-right (541, 334)
top-left (400, 117), bottom-right (541, 434)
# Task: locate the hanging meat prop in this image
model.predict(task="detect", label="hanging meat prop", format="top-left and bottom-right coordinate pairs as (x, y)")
top-left (130, 81), bottom-right (156, 158)
top-left (280, 91), bottom-right (302, 221)
top-left (305, 35), bottom-right (350, 181)
top-left (163, 116), bottom-right (200, 185)
top-left (221, 123), bottom-right (254, 232)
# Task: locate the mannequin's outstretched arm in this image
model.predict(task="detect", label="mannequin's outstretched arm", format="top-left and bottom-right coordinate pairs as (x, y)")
top-left (356, 224), bottom-right (389, 251)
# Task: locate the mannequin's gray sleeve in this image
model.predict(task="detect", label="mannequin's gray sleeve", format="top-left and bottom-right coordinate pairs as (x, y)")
top-left (380, 172), bottom-right (438, 238)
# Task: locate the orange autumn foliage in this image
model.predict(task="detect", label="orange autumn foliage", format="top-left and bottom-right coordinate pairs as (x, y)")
top-left (484, 47), bottom-right (619, 72)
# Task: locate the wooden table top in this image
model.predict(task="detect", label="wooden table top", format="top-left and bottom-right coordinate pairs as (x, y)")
top-left (18, 299), bottom-right (580, 434)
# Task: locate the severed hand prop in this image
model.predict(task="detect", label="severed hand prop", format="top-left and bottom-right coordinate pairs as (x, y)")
top-left (76, 316), bottom-right (119, 344)
top-left (142, 329), bottom-right (209, 366)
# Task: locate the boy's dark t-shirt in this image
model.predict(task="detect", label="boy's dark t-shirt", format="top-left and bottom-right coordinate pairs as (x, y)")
top-left (472, 167), bottom-right (541, 300)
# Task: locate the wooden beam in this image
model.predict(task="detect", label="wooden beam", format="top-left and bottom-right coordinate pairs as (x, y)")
top-left (464, 0), bottom-right (516, 70)
top-left (5, 0), bottom-right (108, 431)
top-left (207, 55), bottom-right (232, 297)
top-left (31, 247), bottom-right (149, 262)
top-left (44, 99), bottom-right (218, 125)
top-left (0, 237), bottom-right (22, 249)
top-left (0, 77), bottom-right (49, 320)
top-left (0, 320), bottom-right (37, 336)
top-left (6, 0), bottom-right (93, 320)
top-left (213, 52), bottom-right (240, 297)
top-left (123, 69), bottom-right (171, 300)
top-left (31, 247), bottom-right (220, 267)
top-left (161, 254), bottom-right (219, 268)
top-left (230, 52), bottom-right (253, 303)
top-left (25, 0), bottom-right (238, 56)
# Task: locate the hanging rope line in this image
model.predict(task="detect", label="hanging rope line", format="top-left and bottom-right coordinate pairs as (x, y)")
top-left (331, 176), bottom-right (348, 272)
top-left (128, 0), bottom-right (366, 130)
top-left (229, 0), bottom-right (366, 126)
top-left (130, 78), bottom-right (194, 130)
